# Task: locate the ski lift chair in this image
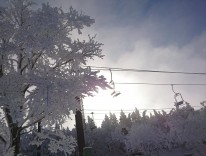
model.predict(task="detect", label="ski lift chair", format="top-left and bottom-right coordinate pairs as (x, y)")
top-left (174, 93), bottom-right (184, 109)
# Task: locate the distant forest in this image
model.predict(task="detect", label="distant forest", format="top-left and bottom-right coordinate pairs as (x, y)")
top-left (19, 103), bottom-right (206, 156)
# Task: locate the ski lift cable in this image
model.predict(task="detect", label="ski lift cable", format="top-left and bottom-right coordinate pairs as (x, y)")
top-left (84, 110), bottom-right (173, 115)
top-left (84, 106), bottom-right (202, 112)
top-left (115, 82), bottom-right (206, 86)
top-left (2, 81), bottom-right (205, 94)
top-left (86, 66), bottom-right (206, 75)
top-left (84, 108), bottom-right (174, 111)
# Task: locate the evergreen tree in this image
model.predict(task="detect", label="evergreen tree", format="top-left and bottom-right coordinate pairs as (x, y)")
top-left (87, 116), bottom-right (96, 131)
top-left (109, 113), bottom-right (118, 130)
top-left (131, 108), bottom-right (141, 123)
top-left (119, 110), bottom-right (127, 128)
top-left (101, 114), bottom-right (111, 130)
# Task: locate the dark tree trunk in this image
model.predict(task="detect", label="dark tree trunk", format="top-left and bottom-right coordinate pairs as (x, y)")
top-left (37, 121), bottom-right (41, 156)
top-left (75, 110), bottom-right (85, 156)
top-left (5, 108), bottom-right (21, 156)
top-left (11, 124), bottom-right (21, 156)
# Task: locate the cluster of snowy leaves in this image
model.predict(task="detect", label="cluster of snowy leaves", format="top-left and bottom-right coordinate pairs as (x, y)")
top-left (30, 128), bottom-right (76, 155)
top-left (0, 0), bottom-right (109, 155)
top-left (128, 104), bottom-right (206, 155)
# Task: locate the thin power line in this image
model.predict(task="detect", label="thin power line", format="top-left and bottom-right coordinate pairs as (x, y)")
top-left (115, 82), bottom-right (206, 86)
top-left (2, 82), bottom-right (205, 93)
top-left (84, 111), bottom-right (173, 115)
top-left (71, 118), bottom-right (104, 121)
top-left (84, 106), bottom-right (202, 112)
top-left (87, 66), bottom-right (206, 75)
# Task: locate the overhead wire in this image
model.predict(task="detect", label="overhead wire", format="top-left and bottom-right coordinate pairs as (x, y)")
top-left (85, 66), bottom-right (206, 101)
top-left (87, 66), bottom-right (206, 75)
top-left (75, 66), bottom-right (206, 121)
top-left (115, 82), bottom-right (206, 86)
top-left (84, 106), bottom-right (202, 112)
top-left (83, 105), bottom-right (203, 120)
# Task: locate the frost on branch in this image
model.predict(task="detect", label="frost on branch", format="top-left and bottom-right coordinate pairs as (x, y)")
top-left (127, 105), bottom-right (206, 155)
top-left (0, 0), bottom-right (109, 155)
top-left (0, 121), bottom-right (14, 156)
top-left (30, 129), bottom-right (77, 155)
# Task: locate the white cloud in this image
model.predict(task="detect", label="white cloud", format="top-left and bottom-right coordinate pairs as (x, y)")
top-left (85, 29), bottom-right (206, 111)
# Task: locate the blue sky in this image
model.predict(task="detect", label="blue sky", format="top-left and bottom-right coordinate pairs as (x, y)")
top-left (55, 0), bottom-right (206, 46)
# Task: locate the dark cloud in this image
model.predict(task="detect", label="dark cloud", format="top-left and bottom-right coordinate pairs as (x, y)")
top-left (27, 0), bottom-right (206, 47)
top-left (92, 0), bottom-right (206, 46)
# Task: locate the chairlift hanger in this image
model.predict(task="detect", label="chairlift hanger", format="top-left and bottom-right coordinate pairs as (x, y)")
top-left (171, 85), bottom-right (189, 108)
top-left (109, 68), bottom-right (121, 97)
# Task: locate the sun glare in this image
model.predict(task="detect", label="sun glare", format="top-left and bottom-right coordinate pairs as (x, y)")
top-left (83, 72), bottom-right (148, 126)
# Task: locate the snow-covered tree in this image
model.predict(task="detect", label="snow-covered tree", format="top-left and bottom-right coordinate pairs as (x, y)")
top-left (87, 116), bottom-right (96, 131)
top-left (84, 116), bottom-right (96, 147)
top-left (109, 113), bottom-right (118, 130)
top-left (101, 114), bottom-right (111, 130)
top-left (119, 110), bottom-right (132, 129)
top-left (83, 106), bottom-right (206, 155)
top-left (127, 105), bottom-right (206, 155)
top-left (0, 0), bottom-right (109, 155)
top-left (129, 121), bottom-right (164, 155)
top-left (87, 114), bottom-right (124, 156)
top-left (165, 104), bottom-right (206, 151)
top-left (119, 110), bottom-right (127, 128)
top-left (131, 107), bottom-right (141, 123)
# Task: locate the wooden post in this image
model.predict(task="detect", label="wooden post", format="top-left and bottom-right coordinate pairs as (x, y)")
top-left (75, 110), bottom-right (85, 156)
